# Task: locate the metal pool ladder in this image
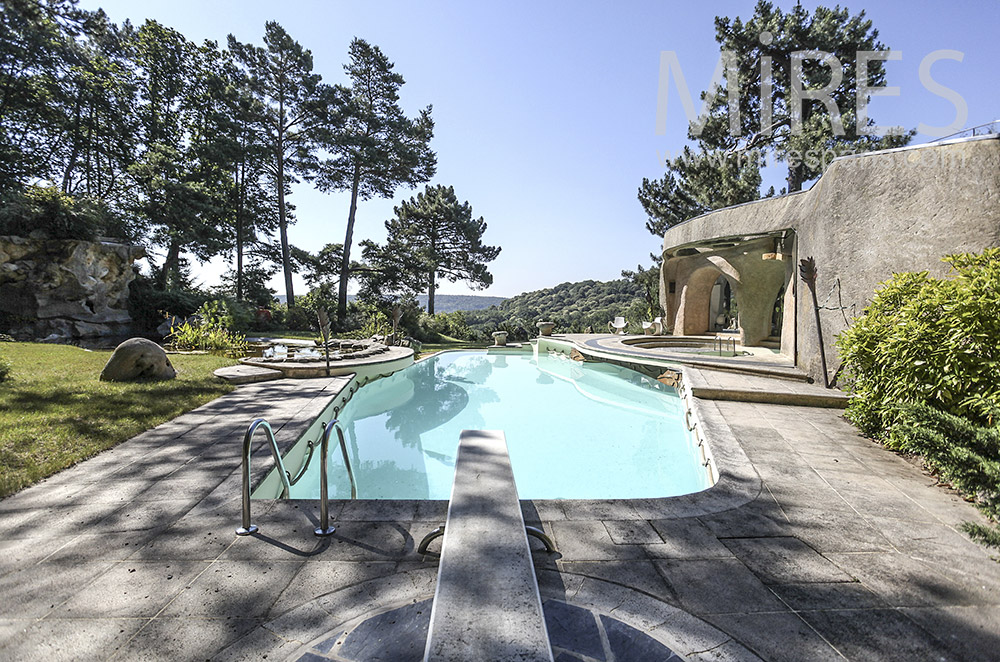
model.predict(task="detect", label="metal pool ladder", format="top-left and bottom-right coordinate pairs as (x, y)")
top-left (236, 418), bottom-right (357, 538)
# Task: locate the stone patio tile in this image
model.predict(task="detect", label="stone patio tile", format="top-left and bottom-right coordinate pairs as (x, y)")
top-left (721, 536), bottom-right (854, 584)
top-left (826, 551), bottom-right (997, 607)
top-left (560, 499), bottom-right (641, 521)
top-left (79, 478), bottom-right (167, 504)
top-left (130, 511), bottom-right (237, 561)
top-left (90, 498), bottom-right (200, 533)
top-left (794, 450), bottom-right (871, 474)
top-left (314, 569), bottom-right (437, 626)
top-left (212, 623), bottom-right (302, 662)
top-left (702, 612), bottom-right (842, 662)
top-left (684, 639), bottom-right (766, 662)
top-left (0, 617), bottom-right (147, 661)
top-left (900, 606), bottom-right (1000, 662)
top-left (768, 581), bottom-right (888, 610)
top-left (414, 499), bottom-right (449, 522)
top-left (653, 559), bottom-right (786, 615)
top-left (56, 560), bottom-right (210, 617)
top-left (41, 529), bottom-right (162, 563)
top-left (865, 515), bottom-right (993, 561)
top-left (714, 400), bottom-right (770, 420)
top-left (113, 617), bottom-right (262, 661)
top-left (603, 519), bottom-right (663, 544)
top-left (0, 537), bottom-right (64, 577)
top-left (558, 560), bottom-right (679, 604)
top-left (0, 559), bottom-right (115, 619)
top-left (337, 499), bottom-right (418, 522)
top-left (830, 488), bottom-right (944, 523)
top-left (550, 521), bottom-right (646, 561)
top-left (646, 518), bottom-right (735, 559)
top-left (723, 427), bottom-right (790, 454)
top-left (543, 599), bottom-right (604, 660)
top-left (1, 500), bottom-right (127, 539)
top-left (261, 520), bottom-right (414, 562)
top-left (0, 480), bottom-right (87, 511)
top-left (798, 608), bottom-right (956, 661)
top-left (160, 559), bottom-right (302, 618)
top-left (268, 561), bottom-right (399, 616)
top-left (779, 504), bottom-right (891, 553)
top-left (760, 475), bottom-right (855, 513)
top-left (697, 498), bottom-right (788, 538)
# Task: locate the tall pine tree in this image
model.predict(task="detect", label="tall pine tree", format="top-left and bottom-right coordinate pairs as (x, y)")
top-left (378, 184), bottom-right (499, 316)
top-left (228, 22), bottom-right (331, 308)
top-left (318, 38), bottom-right (435, 322)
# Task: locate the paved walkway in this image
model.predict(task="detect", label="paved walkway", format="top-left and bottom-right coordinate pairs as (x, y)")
top-left (1, 371), bottom-right (998, 660)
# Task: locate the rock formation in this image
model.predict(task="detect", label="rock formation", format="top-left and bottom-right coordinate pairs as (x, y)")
top-left (0, 236), bottom-right (145, 341)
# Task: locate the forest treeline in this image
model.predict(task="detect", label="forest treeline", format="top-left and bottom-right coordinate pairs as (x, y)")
top-left (0, 0), bottom-right (506, 333)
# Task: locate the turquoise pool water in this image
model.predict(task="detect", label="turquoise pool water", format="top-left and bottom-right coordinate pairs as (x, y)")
top-left (285, 350), bottom-right (710, 500)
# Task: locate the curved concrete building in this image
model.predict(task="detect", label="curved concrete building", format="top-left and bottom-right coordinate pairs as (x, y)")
top-left (659, 134), bottom-right (1000, 382)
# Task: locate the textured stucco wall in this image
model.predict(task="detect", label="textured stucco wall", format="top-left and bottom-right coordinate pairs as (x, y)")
top-left (661, 135), bottom-right (1000, 382)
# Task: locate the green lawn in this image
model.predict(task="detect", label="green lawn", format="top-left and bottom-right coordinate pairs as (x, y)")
top-left (0, 342), bottom-right (237, 497)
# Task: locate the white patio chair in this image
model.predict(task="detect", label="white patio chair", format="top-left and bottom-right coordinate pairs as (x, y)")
top-left (608, 316), bottom-right (628, 335)
top-left (641, 316), bottom-right (663, 335)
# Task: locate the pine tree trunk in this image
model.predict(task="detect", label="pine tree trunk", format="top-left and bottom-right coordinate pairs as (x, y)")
top-left (786, 164), bottom-right (803, 193)
top-left (163, 239), bottom-right (181, 290)
top-left (277, 151), bottom-right (295, 308)
top-left (427, 269), bottom-right (436, 316)
top-left (338, 166), bottom-right (361, 321)
top-left (235, 161), bottom-right (245, 301)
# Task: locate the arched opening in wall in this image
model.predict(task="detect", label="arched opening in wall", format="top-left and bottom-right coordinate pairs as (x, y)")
top-left (770, 285), bottom-right (785, 338)
top-left (709, 274), bottom-right (736, 332)
top-left (676, 265), bottom-right (727, 336)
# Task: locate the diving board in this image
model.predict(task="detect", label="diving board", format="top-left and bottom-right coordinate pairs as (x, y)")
top-left (422, 430), bottom-right (554, 662)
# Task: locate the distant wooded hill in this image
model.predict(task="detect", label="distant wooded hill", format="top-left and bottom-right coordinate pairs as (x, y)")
top-left (414, 294), bottom-right (507, 313)
top-left (464, 279), bottom-right (648, 336)
top-left (275, 293), bottom-right (506, 312)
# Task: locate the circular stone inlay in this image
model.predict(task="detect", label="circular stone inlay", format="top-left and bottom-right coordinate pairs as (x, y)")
top-left (291, 598), bottom-right (683, 662)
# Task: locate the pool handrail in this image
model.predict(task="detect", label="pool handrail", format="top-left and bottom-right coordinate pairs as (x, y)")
top-left (315, 419), bottom-right (358, 536)
top-left (236, 418), bottom-right (292, 536)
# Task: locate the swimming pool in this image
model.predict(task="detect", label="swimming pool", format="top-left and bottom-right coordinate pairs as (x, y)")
top-left (274, 350), bottom-right (711, 500)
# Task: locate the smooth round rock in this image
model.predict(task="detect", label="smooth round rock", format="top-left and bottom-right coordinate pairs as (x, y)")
top-left (100, 337), bottom-right (177, 382)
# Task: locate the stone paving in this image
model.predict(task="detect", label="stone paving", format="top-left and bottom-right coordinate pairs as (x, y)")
top-left (1, 368), bottom-right (999, 660)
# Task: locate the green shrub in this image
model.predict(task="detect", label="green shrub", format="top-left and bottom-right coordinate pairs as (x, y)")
top-left (891, 403), bottom-right (1000, 549)
top-left (128, 275), bottom-right (211, 333)
top-left (891, 403), bottom-right (1000, 518)
top-left (167, 300), bottom-right (247, 354)
top-left (0, 185), bottom-right (109, 241)
top-left (837, 248), bottom-right (1000, 435)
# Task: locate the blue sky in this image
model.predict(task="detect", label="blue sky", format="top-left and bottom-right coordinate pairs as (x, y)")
top-left (78, 0), bottom-right (1000, 298)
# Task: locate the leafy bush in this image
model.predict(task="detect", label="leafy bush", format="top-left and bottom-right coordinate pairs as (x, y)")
top-left (166, 300), bottom-right (247, 354)
top-left (837, 248), bottom-right (1000, 435)
top-left (0, 185), bottom-right (110, 241)
top-left (128, 275), bottom-right (211, 333)
top-left (890, 403), bottom-right (1000, 518)
top-left (891, 403), bottom-right (1000, 549)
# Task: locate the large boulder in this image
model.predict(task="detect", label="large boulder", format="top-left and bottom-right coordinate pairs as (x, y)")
top-left (100, 338), bottom-right (176, 382)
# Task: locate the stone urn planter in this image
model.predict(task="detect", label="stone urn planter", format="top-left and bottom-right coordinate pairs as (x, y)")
top-left (491, 331), bottom-right (508, 346)
top-left (536, 321), bottom-right (555, 337)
